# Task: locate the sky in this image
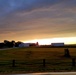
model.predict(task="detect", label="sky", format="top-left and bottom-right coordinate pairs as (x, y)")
top-left (0, 0), bottom-right (76, 44)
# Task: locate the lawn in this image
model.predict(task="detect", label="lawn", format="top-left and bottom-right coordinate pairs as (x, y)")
top-left (0, 47), bottom-right (76, 74)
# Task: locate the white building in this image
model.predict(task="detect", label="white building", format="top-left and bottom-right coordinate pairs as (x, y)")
top-left (19, 43), bottom-right (29, 47)
top-left (51, 43), bottom-right (64, 46)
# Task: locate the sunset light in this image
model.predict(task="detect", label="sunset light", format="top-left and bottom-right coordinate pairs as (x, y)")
top-left (24, 37), bottom-right (76, 45)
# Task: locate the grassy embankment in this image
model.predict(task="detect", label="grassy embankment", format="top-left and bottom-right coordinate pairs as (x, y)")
top-left (0, 47), bottom-right (76, 73)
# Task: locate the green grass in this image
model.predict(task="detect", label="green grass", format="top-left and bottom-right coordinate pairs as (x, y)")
top-left (0, 47), bottom-right (76, 74)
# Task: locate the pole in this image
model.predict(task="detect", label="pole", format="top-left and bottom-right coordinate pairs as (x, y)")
top-left (43, 59), bottom-right (45, 67)
top-left (72, 58), bottom-right (75, 67)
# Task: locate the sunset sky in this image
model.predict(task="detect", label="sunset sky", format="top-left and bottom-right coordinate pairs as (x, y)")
top-left (0, 0), bottom-right (76, 45)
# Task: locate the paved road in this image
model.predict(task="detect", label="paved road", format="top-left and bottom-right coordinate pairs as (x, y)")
top-left (2, 72), bottom-right (76, 75)
top-left (30, 72), bottom-right (76, 75)
top-left (0, 47), bottom-right (18, 50)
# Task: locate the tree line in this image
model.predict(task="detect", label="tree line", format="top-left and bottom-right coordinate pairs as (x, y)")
top-left (0, 40), bottom-right (22, 48)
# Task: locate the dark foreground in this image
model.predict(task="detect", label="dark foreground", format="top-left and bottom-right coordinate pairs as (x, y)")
top-left (0, 47), bottom-right (76, 74)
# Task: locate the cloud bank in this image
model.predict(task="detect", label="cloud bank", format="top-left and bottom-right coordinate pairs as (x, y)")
top-left (0, 0), bottom-right (76, 42)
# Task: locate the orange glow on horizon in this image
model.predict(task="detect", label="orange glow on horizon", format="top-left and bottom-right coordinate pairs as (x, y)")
top-left (24, 37), bottom-right (76, 45)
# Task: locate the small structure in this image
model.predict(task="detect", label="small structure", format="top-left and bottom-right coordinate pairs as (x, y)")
top-left (29, 42), bottom-right (39, 47)
top-left (19, 43), bottom-right (29, 47)
top-left (51, 43), bottom-right (64, 46)
top-left (24, 43), bottom-right (30, 47)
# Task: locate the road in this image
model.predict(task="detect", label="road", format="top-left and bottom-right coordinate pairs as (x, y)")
top-left (0, 47), bottom-right (18, 50)
top-left (26, 72), bottom-right (76, 75)
top-left (1, 72), bottom-right (75, 75)
top-left (31, 72), bottom-right (76, 75)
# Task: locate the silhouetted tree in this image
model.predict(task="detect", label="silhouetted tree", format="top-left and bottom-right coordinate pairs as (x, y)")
top-left (4, 40), bottom-right (9, 44)
top-left (3, 40), bottom-right (16, 48)
top-left (11, 40), bottom-right (15, 47)
top-left (15, 41), bottom-right (22, 47)
top-left (0, 43), bottom-right (4, 48)
top-left (4, 40), bottom-right (10, 48)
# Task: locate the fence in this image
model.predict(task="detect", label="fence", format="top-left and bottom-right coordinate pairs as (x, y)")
top-left (0, 58), bottom-right (76, 68)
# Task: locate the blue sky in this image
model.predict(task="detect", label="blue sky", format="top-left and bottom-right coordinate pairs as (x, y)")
top-left (0, 0), bottom-right (76, 43)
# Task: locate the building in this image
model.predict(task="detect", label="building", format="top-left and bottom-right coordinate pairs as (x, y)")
top-left (51, 43), bottom-right (64, 46)
top-left (19, 43), bottom-right (30, 47)
top-left (19, 42), bottom-right (39, 47)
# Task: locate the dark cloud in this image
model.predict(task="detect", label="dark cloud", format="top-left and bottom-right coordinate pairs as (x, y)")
top-left (0, 0), bottom-right (67, 16)
top-left (0, 0), bottom-right (76, 18)
top-left (0, 0), bottom-right (76, 42)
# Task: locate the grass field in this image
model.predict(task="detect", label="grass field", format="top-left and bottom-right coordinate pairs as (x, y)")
top-left (0, 47), bottom-right (76, 74)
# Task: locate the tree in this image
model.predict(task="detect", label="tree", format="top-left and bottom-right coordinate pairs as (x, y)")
top-left (15, 41), bottom-right (22, 47)
top-left (11, 40), bottom-right (15, 47)
top-left (4, 40), bottom-right (10, 48)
